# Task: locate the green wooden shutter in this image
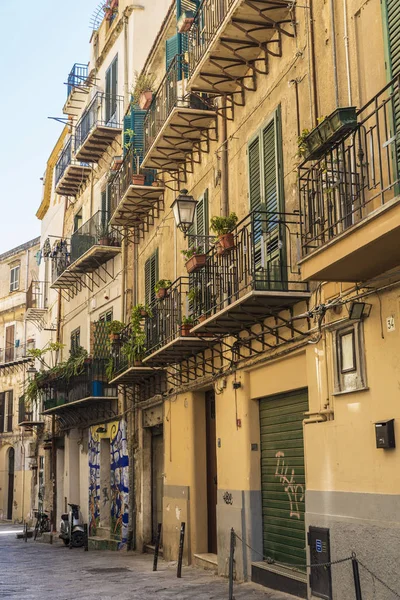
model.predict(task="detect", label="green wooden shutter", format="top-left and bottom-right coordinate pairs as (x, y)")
top-left (263, 121), bottom-right (277, 217)
top-left (166, 33), bottom-right (187, 78)
top-left (123, 113), bottom-right (132, 155)
top-left (132, 108), bottom-right (146, 160)
top-left (260, 390), bottom-right (308, 569)
top-left (177, 0), bottom-right (199, 19)
top-left (386, 0), bottom-right (400, 77)
top-left (145, 249), bottom-right (159, 305)
top-left (248, 136), bottom-right (261, 212)
top-left (101, 190), bottom-right (107, 224)
top-left (105, 55), bottom-right (118, 123)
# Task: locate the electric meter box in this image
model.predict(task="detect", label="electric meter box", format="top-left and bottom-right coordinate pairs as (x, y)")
top-left (375, 419), bottom-right (395, 449)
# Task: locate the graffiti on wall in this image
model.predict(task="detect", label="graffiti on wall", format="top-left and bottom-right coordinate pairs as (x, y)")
top-left (88, 430), bottom-right (100, 535)
top-left (110, 420), bottom-right (129, 549)
top-left (275, 451), bottom-right (304, 519)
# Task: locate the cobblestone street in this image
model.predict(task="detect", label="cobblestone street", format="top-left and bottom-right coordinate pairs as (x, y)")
top-left (0, 525), bottom-right (297, 600)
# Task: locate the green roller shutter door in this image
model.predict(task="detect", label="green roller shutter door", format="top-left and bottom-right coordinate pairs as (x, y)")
top-left (259, 389), bottom-right (308, 569)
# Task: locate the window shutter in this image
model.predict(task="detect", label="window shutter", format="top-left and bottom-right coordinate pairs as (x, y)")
top-left (7, 391), bottom-right (13, 432)
top-left (387, 0), bottom-right (400, 77)
top-left (248, 136), bottom-right (261, 212)
top-left (177, 0), bottom-right (199, 19)
top-left (123, 113), bottom-right (132, 156)
top-left (145, 249), bottom-right (159, 305)
top-left (0, 393), bottom-right (4, 432)
top-left (101, 190), bottom-right (107, 223)
top-left (262, 120), bottom-right (278, 216)
top-left (132, 108), bottom-right (146, 161)
top-left (5, 326), bottom-right (15, 362)
top-left (145, 257), bottom-right (151, 305)
top-left (166, 33), bottom-right (187, 78)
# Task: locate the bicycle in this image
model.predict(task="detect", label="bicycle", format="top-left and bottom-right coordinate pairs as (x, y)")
top-left (33, 510), bottom-right (51, 540)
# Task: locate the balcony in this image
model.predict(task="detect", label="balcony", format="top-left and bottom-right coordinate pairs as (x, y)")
top-left (75, 92), bottom-right (123, 163)
top-left (109, 146), bottom-right (164, 230)
top-left (26, 281), bottom-right (48, 329)
top-left (41, 359), bottom-right (118, 430)
top-left (0, 341), bottom-right (35, 372)
top-left (51, 211), bottom-right (121, 290)
top-left (188, 211), bottom-right (309, 336)
top-left (187, 0), bottom-right (295, 95)
top-left (143, 277), bottom-right (215, 367)
top-left (142, 56), bottom-right (217, 171)
top-left (18, 397), bottom-right (44, 428)
top-left (54, 137), bottom-right (91, 197)
top-left (299, 77), bottom-right (400, 282)
top-left (63, 63), bottom-right (91, 117)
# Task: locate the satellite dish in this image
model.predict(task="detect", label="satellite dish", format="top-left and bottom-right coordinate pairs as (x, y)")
top-left (89, 1), bottom-right (107, 31)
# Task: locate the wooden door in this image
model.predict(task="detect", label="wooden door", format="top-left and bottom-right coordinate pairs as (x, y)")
top-left (205, 390), bottom-right (217, 554)
top-left (151, 426), bottom-right (164, 543)
top-left (5, 325), bottom-right (15, 363)
top-left (7, 448), bottom-right (15, 520)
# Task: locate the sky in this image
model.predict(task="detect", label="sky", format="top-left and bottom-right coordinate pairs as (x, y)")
top-left (0, 0), bottom-right (99, 254)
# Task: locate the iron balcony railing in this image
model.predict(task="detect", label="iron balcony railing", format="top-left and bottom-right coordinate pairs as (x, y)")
top-left (70, 210), bottom-right (121, 263)
top-left (0, 341), bottom-right (35, 365)
top-left (188, 211), bottom-right (308, 320)
top-left (51, 242), bottom-right (71, 283)
top-left (41, 359), bottom-right (117, 411)
top-left (299, 76), bottom-right (400, 256)
top-left (19, 397), bottom-right (43, 424)
top-left (75, 92), bottom-right (124, 152)
top-left (144, 55), bottom-right (213, 157)
top-left (67, 63), bottom-right (89, 98)
top-left (145, 277), bottom-right (191, 356)
top-left (55, 137), bottom-right (89, 186)
top-left (109, 146), bottom-right (156, 215)
top-left (26, 281), bottom-right (48, 311)
top-left (187, 0), bottom-right (236, 76)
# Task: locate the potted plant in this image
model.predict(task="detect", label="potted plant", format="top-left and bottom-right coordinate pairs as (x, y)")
top-left (132, 172), bottom-right (146, 186)
top-left (180, 316), bottom-right (194, 337)
top-left (132, 304), bottom-right (153, 319)
top-left (181, 245), bottom-right (206, 273)
top-left (97, 222), bottom-right (111, 246)
top-left (154, 279), bottom-right (172, 299)
top-left (107, 320), bottom-right (124, 342)
top-left (132, 71), bottom-right (156, 111)
top-left (210, 213), bottom-right (238, 255)
top-left (111, 155), bottom-right (123, 171)
top-left (121, 332), bottom-right (146, 366)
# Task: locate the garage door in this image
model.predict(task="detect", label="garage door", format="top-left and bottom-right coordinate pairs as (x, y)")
top-left (260, 389), bottom-right (308, 569)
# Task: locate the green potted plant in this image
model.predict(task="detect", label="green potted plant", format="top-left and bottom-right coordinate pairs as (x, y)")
top-left (122, 331), bottom-right (146, 366)
top-left (132, 71), bottom-right (156, 111)
top-left (154, 279), bottom-right (172, 299)
top-left (210, 213), bottom-right (238, 255)
top-left (132, 304), bottom-right (153, 319)
top-left (96, 222), bottom-right (111, 246)
top-left (181, 245), bottom-right (206, 273)
top-left (107, 320), bottom-right (125, 342)
top-left (180, 315), bottom-right (195, 337)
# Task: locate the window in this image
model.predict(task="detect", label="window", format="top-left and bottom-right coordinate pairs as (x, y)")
top-left (0, 393), bottom-right (4, 432)
top-left (145, 249), bottom-right (159, 305)
top-left (187, 190), bottom-right (209, 247)
top-left (105, 55), bottom-right (118, 124)
top-left (73, 211), bottom-right (82, 233)
top-left (99, 310), bottom-right (113, 323)
top-left (70, 328), bottom-right (81, 355)
top-left (10, 264), bottom-right (20, 292)
top-left (6, 391), bottom-right (13, 432)
top-left (4, 325), bottom-right (15, 362)
top-left (332, 322), bottom-right (367, 394)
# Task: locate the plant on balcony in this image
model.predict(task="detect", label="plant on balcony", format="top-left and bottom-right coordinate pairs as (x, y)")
top-left (96, 222), bottom-right (112, 246)
top-left (181, 245), bottom-right (206, 273)
top-left (177, 10), bottom-right (195, 33)
top-left (180, 315), bottom-right (195, 337)
top-left (64, 346), bottom-right (89, 379)
top-left (106, 357), bottom-right (115, 381)
top-left (154, 279), bottom-right (172, 299)
top-left (111, 155), bottom-right (123, 171)
top-left (121, 331), bottom-right (146, 366)
top-left (104, 0), bottom-right (118, 20)
top-left (298, 108), bottom-right (357, 161)
top-left (132, 71), bottom-right (156, 110)
top-left (107, 320), bottom-right (125, 342)
top-left (132, 303), bottom-right (153, 320)
top-left (210, 213), bottom-right (238, 255)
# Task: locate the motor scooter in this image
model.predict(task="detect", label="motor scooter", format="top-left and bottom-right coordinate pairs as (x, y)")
top-left (59, 503), bottom-right (85, 547)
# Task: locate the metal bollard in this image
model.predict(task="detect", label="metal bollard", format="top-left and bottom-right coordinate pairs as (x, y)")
top-left (352, 554), bottom-right (363, 600)
top-left (177, 522), bottom-right (186, 578)
top-left (153, 523), bottom-right (162, 571)
top-left (24, 522), bottom-right (28, 543)
top-left (228, 528), bottom-right (236, 600)
top-left (84, 524), bottom-right (89, 551)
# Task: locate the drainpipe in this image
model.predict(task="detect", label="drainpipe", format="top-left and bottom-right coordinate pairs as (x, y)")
top-left (220, 96), bottom-right (229, 216)
top-left (123, 14), bottom-right (130, 109)
top-left (343, 0), bottom-right (352, 105)
top-left (120, 231), bottom-right (127, 321)
top-left (133, 238), bottom-right (138, 306)
top-left (309, 0), bottom-right (319, 124)
top-left (329, 0), bottom-right (339, 107)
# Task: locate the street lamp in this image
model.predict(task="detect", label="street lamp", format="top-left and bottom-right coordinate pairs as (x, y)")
top-left (171, 189), bottom-right (197, 237)
top-left (27, 365), bottom-right (38, 381)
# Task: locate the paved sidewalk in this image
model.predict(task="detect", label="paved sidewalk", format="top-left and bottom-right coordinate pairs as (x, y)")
top-left (0, 524), bottom-right (299, 600)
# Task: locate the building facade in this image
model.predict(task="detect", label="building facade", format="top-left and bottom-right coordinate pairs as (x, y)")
top-left (28, 0), bottom-right (400, 598)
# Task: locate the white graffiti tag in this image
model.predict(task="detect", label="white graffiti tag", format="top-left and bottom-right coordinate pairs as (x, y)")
top-left (274, 451), bottom-right (304, 519)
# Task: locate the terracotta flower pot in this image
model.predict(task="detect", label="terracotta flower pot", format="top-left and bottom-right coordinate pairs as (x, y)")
top-left (180, 324), bottom-right (192, 337)
top-left (134, 360), bottom-right (143, 367)
top-left (156, 288), bottom-right (168, 299)
top-left (152, 181), bottom-right (160, 187)
top-left (185, 254), bottom-right (207, 274)
top-left (99, 237), bottom-right (110, 246)
top-left (109, 333), bottom-right (120, 342)
top-left (139, 91), bottom-right (153, 110)
top-left (132, 174), bottom-right (146, 186)
top-left (140, 310), bottom-right (148, 318)
top-left (216, 232), bottom-right (235, 255)
top-left (198, 314), bottom-right (207, 323)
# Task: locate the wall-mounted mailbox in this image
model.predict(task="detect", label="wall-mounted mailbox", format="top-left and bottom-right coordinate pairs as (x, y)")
top-left (375, 419), bottom-right (395, 449)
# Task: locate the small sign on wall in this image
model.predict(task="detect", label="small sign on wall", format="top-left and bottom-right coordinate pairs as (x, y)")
top-left (386, 316), bottom-right (395, 332)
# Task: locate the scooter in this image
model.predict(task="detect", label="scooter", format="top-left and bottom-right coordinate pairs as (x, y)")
top-left (59, 503), bottom-right (85, 547)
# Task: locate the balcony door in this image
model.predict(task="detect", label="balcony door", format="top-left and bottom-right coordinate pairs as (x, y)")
top-left (5, 325), bottom-right (15, 363)
top-left (105, 56), bottom-right (118, 125)
top-left (248, 108), bottom-right (286, 291)
top-left (7, 448), bottom-right (15, 520)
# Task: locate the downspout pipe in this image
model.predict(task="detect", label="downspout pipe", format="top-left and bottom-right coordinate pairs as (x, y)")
top-left (220, 96), bottom-right (229, 216)
top-left (343, 0), bottom-right (352, 105)
top-left (309, 0), bottom-right (319, 125)
top-left (330, 0), bottom-right (340, 107)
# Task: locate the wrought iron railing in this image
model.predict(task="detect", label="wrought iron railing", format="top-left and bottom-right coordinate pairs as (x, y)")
top-left (75, 92), bottom-right (124, 151)
top-left (299, 76), bottom-right (400, 256)
top-left (110, 146), bottom-right (156, 215)
top-left (0, 341), bottom-right (35, 365)
top-left (67, 63), bottom-right (89, 98)
top-left (41, 359), bottom-right (117, 410)
top-left (51, 241), bottom-right (71, 283)
top-left (187, 211), bottom-right (308, 320)
top-left (70, 210), bottom-right (121, 263)
top-left (26, 281), bottom-right (48, 311)
top-left (55, 137), bottom-right (89, 186)
top-left (145, 277), bottom-right (191, 356)
top-left (19, 397), bottom-right (32, 424)
top-left (144, 55), bottom-right (213, 157)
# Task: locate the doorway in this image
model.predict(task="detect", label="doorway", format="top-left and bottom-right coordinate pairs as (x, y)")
top-left (7, 447), bottom-right (15, 520)
top-left (205, 391), bottom-right (217, 554)
top-left (99, 439), bottom-right (111, 528)
top-left (151, 425), bottom-right (164, 543)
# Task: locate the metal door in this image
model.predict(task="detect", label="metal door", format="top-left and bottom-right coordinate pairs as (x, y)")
top-left (206, 390), bottom-right (217, 554)
top-left (151, 426), bottom-right (164, 543)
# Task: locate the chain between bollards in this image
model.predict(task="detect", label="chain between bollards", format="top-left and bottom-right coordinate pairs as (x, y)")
top-left (153, 523), bottom-right (162, 572)
top-left (177, 522), bottom-right (185, 578)
top-left (228, 528), bottom-right (236, 600)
